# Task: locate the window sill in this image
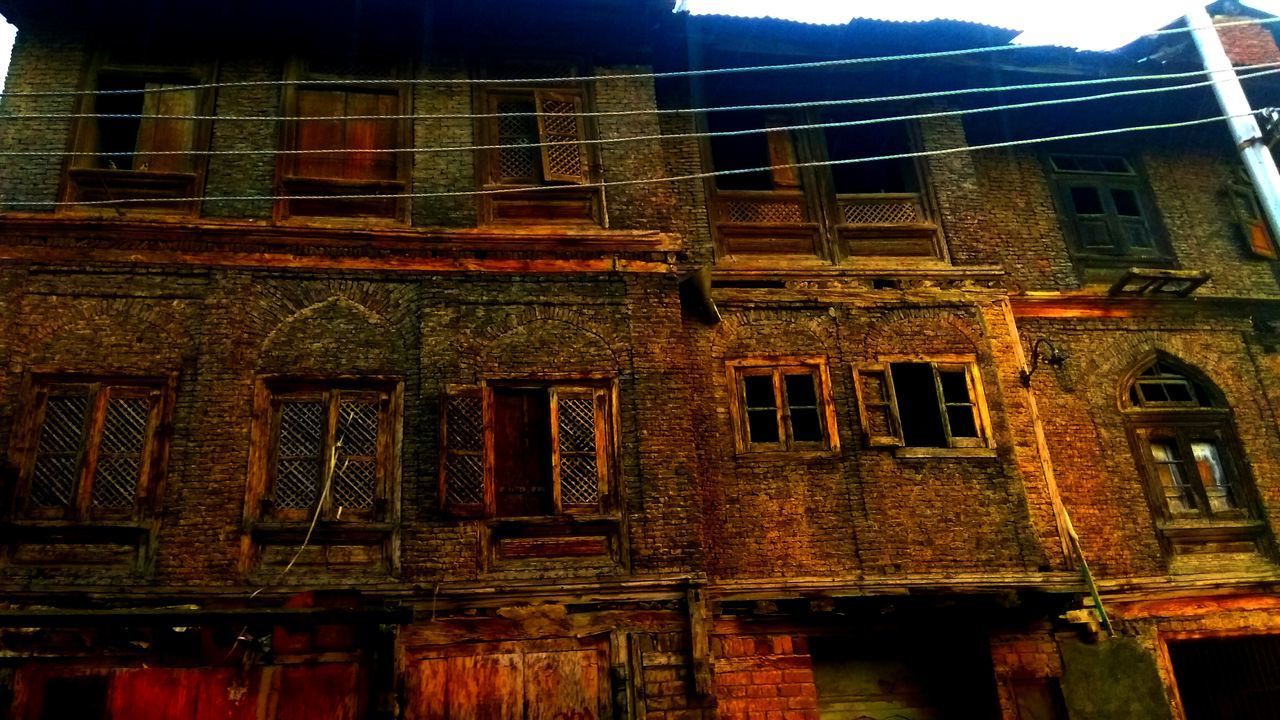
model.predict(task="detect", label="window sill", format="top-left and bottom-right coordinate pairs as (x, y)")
top-left (1158, 518), bottom-right (1265, 540)
top-left (250, 520), bottom-right (393, 545)
top-left (3, 519), bottom-right (151, 544)
top-left (893, 446), bottom-right (998, 459)
top-left (734, 448), bottom-right (841, 462)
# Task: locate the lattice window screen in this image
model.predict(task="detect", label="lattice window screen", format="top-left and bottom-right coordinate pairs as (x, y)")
top-left (333, 397), bottom-right (379, 511)
top-left (723, 198), bottom-right (806, 224)
top-left (840, 197), bottom-right (921, 225)
top-left (536, 91), bottom-right (586, 184)
top-left (275, 400), bottom-right (324, 509)
top-left (496, 99), bottom-right (539, 182)
top-left (30, 394), bottom-right (89, 509)
top-left (556, 391), bottom-right (600, 508)
top-left (91, 394), bottom-right (150, 510)
top-left (444, 393), bottom-right (485, 508)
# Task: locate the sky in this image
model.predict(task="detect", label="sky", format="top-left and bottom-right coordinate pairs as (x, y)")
top-left (3, 2), bottom-right (1280, 89)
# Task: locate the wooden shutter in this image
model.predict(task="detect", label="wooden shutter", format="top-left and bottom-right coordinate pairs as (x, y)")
top-left (853, 366), bottom-right (903, 447)
top-left (551, 387), bottom-right (606, 513)
top-left (295, 90), bottom-right (349, 180)
top-left (273, 664), bottom-right (360, 720)
top-left (525, 650), bottom-right (606, 720)
top-left (765, 117), bottom-right (800, 188)
top-left (406, 654), bottom-right (523, 720)
top-left (440, 388), bottom-right (486, 517)
top-left (343, 90), bottom-right (399, 181)
top-left (134, 84), bottom-right (198, 174)
top-left (1229, 183), bottom-right (1278, 259)
top-left (535, 90), bottom-right (586, 184)
top-left (108, 669), bottom-right (201, 720)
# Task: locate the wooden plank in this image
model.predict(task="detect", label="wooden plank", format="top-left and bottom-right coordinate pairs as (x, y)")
top-left (109, 668), bottom-right (201, 720)
top-left (274, 663), bottom-right (360, 720)
top-left (405, 654), bottom-right (523, 720)
top-left (525, 650), bottom-right (603, 720)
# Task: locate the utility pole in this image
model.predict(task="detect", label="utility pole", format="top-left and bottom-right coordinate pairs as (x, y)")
top-left (1187, 3), bottom-right (1280, 240)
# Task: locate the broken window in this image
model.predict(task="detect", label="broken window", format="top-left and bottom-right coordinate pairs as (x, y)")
top-left (64, 56), bottom-right (212, 211)
top-left (854, 360), bottom-right (989, 450)
top-left (1125, 356), bottom-right (1252, 524)
top-left (280, 61), bottom-right (408, 219)
top-left (486, 89), bottom-right (588, 186)
top-left (1046, 153), bottom-right (1169, 263)
top-left (727, 359), bottom-right (836, 453)
top-left (441, 382), bottom-right (612, 518)
top-left (1228, 175), bottom-right (1278, 259)
top-left (478, 83), bottom-right (600, 224)
top-left (14, 378), bottom-right (168, 522)
top-left (260, 383), bottom-right (395, 523)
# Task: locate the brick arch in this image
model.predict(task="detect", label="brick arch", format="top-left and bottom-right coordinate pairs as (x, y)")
top-left (477, 316), bottom-right (621, 375)
top-left (711, 309), bottom-right (834, 357)
top-left (860, 309), bottom-right (982, 358)
top-left (1069, 332), bottom-right (1210, 411)
top-left (258, 296), bottom-right (401, 374)
top-left (1116, 349), bottom-right (1229, 411)
top-left (19, 297), bottom-right (190, 367)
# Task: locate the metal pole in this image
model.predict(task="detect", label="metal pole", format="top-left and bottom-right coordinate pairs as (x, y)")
top-left (1186, 4), bottom-right (1280, 240)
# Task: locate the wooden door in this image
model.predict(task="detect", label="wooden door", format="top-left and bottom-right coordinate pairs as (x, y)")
top-left (405, 645), bottom-right (607, 720)
top-left (492, 388), bottom-right (553, 517)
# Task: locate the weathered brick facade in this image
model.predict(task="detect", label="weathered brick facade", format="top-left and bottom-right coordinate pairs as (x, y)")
top-left (2, 1), bottom-right (1280, 718)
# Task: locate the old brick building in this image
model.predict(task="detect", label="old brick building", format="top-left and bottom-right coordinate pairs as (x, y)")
top-left (1, 0), bottom-right (1280, 718)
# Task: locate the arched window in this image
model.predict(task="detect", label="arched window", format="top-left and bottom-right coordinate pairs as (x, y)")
top-left (1123, 356), bottom-right (1254, 529)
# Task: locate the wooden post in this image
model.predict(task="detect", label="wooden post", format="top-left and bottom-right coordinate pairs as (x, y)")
top-left (687, 583), bottom-right (712, 698)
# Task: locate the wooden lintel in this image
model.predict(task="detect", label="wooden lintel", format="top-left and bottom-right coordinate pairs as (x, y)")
top-left (0, 245), bottom-right (675, 275)
top-left (0, 213), bottom-right (682, 252)
top-left (1108, 592), bottom-right (1280, 621)
top-left (1011, 293), bottom-right (1280, 319)
top-left (687, 584), bottom-right (713, 698)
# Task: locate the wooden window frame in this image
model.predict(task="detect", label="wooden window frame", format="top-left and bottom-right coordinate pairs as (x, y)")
top-left (1043, 152), bottom-right (1174, 268)
top-left (853, 356), bottom-right (994, 455)
top-left (439, 377), bottom-right (618, 520)
top-left (245, 376), bottom-right (402, 539)
top-left (1120, 356), bottom-right (1265, 555)
top-left (725, 357), bottom-right (839, 455)
top-left (60, 52), bottom-right (216, 216)
top-left (1228, 179), bottom-right (1278, 259)
top-left (474, 80), bottom-right (603, 226)
top-left (276, 58), bottom-right (412, 223)
top-left (6, 374), bottom-right (175, 525)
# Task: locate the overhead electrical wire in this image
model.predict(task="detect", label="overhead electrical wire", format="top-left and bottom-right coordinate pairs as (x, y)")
top-left (3, 110), bottom-right (1261, 208)
top-left (3, 65), bottom-right (1277, 161)
top-left (4, 60), bottom-right (1279, 124)
top-left (1, 15), bottom-right (1277, 98)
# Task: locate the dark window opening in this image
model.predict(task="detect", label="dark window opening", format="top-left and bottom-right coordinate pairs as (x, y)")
top-left (492, 387), bottom-right (555, 518)
top-left (742, 374), bottom-right (780, 444)
top-left (708, 111), bottom-right (786, 191)
top-left (39, 676), bottom-right (110, 720)
top-left (825, 119), bottom-right (917, 195)
top-left (892, 363), bottom-right (949, 448)
top-left (1169, 635), bottom-right (1280, 720)
top-left (810, 631), bottom-right (1000, 720)
top-left (730, 362), bottom-right (833, 452)
top-left (785, 373), bottom-right (823, 443)
top-left (1070, 186), bottom-right (1104, 215)
top-left (1048, 153), bottom-right (1163, 261)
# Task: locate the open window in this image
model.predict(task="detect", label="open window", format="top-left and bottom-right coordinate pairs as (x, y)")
top-left (278, 59), bottom-right (410, 221)
top-left (246, 377), bottom-right (401, 576)
top-left (854, 359), bottom-right (991, 454)
top-left (707, 110), bottom-right (820, 257)
top-left (1045, 153), bottom-right (1172, 266)
top-left (440, 380), bottom-right (619, 568)
top-left (441, 381), bottom-right (613, 518)
top-left (726, 358), bottom-right (837, 454)
top-left (1228, 174), bottom-right (1278, 259)
top-left (63, 53), bottom-right (214, 213)
top-left (823, 118), bottom-right (942, 258)
top-left (1122, 355), bottom-right (1266, 558)
top-left (478, 83), bottom-right (601, 224)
